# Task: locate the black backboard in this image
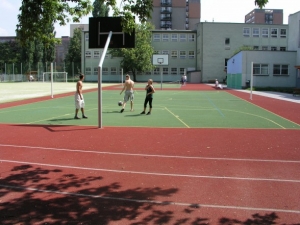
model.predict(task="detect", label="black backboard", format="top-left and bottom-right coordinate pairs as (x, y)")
top-left (89, 17), bottom-right (135, 49)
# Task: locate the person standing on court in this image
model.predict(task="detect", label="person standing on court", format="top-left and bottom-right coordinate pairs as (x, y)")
top-left (141, 79), bottom-right (155, 115)
top-left (74, 73), bottom-right (88, 119)
top-left (183, 74), bottom-right (187, 86)
top-left (120, 74), bottom-right (134, 113)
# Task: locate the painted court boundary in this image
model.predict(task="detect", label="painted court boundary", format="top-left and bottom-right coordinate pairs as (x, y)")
top-left (1, 143), bottom-right (299, 164)
top-left (0, 183), bottom-right (299, 215)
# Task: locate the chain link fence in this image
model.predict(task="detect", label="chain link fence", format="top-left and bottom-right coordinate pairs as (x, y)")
top-left (0, 62), bottom-right (81, 82)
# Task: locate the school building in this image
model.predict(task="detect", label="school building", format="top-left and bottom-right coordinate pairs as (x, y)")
top-left (81, 11), bottom-right (300, 88)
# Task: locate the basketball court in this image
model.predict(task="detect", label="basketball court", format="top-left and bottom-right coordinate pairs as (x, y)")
top-left (0, 82), bottom-right (299, 224)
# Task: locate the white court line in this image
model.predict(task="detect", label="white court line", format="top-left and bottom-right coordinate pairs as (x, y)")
top-left (1, 159), bottom-right (300, 183)
top-left (0, 184), bottom-right (299, 214)
top-left (0, 143), bottom-right (300, 164)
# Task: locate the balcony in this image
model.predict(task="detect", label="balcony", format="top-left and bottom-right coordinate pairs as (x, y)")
top-left (160, 24), bottom-right (172, 29)
top-left (161, 16), bottom-right (172, 21)
top-left (161, 9), bottom-right (172, 14)
top-left (161, 2), bottom-right (171, 6)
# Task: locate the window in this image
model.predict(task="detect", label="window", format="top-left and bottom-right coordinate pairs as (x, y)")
top-left (243, 28), bottom-right (250, 37)
top-left (85, 51), bottom-right (91, 58)
top-left (271, 46), bottom-right (277, 51)
top-left (163, 67), bottom-right (169, 75)
top-left (94, 51), bottom-right (100, 58)
top-left (252, 28), bottom-right (259, 37)
top-left (85, 67), bottom-right (91, 75)
top-left (224, 58), bottom-right (229, 71)
top-left (111, 67), bottom-right (117, 75)
top-left (179, 34), bottom-right (187, 42)
top-left (280, 47), bottom-right (286, 51)
top-left (262, 46), bottom-right (268, 50)
top-left (280, 29), bottom-right (287, 38)
top-left (253, 64), bottom-right (269, 75)
top-left (271, 28), bottom-right (278, 38)
top-left (171, 50), bottom-right (178, 59)
top-left (102, 67), bottom-right (108, 75)
top-left (188, 51), bottom-right (195, 59)
top-left (162, 34), bottom-right (169, 41)
top-left (253, 46), bottom-right (259, 50)
top-left (225, 38), bottom-right (230, 45)
top-left (179, 51), bottom-right (186, 59)
top-left (93, 67), bottom-right (98, 75)
top-left (273, 64), bottom-right (288, 75)
top-left (171, 68), bottom-right (177, 75)
top-left (180, 68), bottom-right (185, 75)
top-left (153, 34), bottom-right (160, 41)
top-left (162, 50), bottom-right (169, 55)
top-left (262, 28), bottom-right (269, 38)
top-left (154, 50), bottom-right (160, 54)
top-left (171, 34), bottom-right (178, 42)
top-left (154, 67), bottom-right (160, 75)
top-left (189, 34), bottom-right (195, 42)
top-left (85, 33), bottom-right (89, 41)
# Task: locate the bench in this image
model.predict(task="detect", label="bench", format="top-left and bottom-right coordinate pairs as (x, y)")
top-left (293, 88), bottom-right (300, 96)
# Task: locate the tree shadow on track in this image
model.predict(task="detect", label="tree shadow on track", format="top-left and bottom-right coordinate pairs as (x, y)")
top-left (0, 164), bottom-right (206, 224)
top-left (219, 214), bottom-right (300, 225)
top-left (0, 165), bottom-right (298, 224)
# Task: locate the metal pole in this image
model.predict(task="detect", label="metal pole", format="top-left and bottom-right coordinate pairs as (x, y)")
top-left (250, 62), bottom-right (253, 100)
top-left (98, 31), bottom-right (113, 128)
top-left (72, 62), bottom-right (74, 82)
top-left (160, 64), bottom-right (163, 90)
top-left (121, 68), bottom-right (123, 84)
top-left (51, 63), bottom-right (53, 98)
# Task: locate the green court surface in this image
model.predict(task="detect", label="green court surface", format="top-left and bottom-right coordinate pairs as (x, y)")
top-left (1, 89), bottom-right (300, 129)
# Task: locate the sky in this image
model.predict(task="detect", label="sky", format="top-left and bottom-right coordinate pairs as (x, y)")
top-left (0, 0), bottom-right (297, 37)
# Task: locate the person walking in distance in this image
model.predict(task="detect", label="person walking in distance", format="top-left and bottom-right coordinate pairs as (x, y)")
top-left (74, 73), bottom-right (88, 119)
top-left (141, 79), bottom-right (155, 115)
top-left (120, 74), bottom-right (134, 113)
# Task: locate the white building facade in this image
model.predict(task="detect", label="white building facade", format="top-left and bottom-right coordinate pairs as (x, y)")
top-left (81, 11), bottom-right (300, 88)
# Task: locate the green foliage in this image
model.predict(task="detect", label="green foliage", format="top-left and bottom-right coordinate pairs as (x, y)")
top-left (17, 0), bottom-right (93, 46)
top-left (0, 41), bottom-right (22, 73)
top-left (92, 0), bottom-right (109, 17)
top-left (232, 46), bottom-right (254, 57)
top-left (16, 0), bottom-right (153, 46)
top-left (110, 22), bottom-right (154, 81)
top-left (255, 0), bottom-right (269, 8)
top-left (64, 28), bottom-right (82, 76)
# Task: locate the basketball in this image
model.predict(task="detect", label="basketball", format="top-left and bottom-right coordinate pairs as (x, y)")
top-left (118, 101), bottom-right (123, 106)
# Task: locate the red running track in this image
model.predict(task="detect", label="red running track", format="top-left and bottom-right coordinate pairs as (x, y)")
top-left (0, 125), bottom-right (300, 224)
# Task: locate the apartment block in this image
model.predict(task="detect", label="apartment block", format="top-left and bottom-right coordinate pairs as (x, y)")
top-left (245, 9), bottom-right (283, 24)
top-left (150, 0), bottom-right (200, 30)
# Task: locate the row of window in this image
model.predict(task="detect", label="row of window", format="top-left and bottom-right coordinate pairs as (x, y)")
top-left (253, 64), bottom-right (289, 75)
top-left (243, 27), bottom-right (286, 38)
top-left (85, 50), bottom-right (196, 59)
top-left (85, 67), bottom-right (186, 76)
top-left (253, 46), bottom-right (286, 51)
top-left (153, 33), bottom-right (195, 42)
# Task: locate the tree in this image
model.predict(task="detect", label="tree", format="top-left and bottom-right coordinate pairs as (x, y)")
top-left (16, 0), bottom-right (152, 47)
top-left (0, 41), bottom-right (22, 74)
top-left (17, 0), bottom-right (268, 47)
top-left (64, 28), bottom-right (82, 77)
top-left (92, 0), bottom-right (109, 17)
top-left (255, 0), bottom-right (269, 8)
top-left (110, 22), bottom-right (154, 82)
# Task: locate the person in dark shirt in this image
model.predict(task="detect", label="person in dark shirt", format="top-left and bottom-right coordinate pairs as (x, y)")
top-left (140, 79), bottom-right (155, 115)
